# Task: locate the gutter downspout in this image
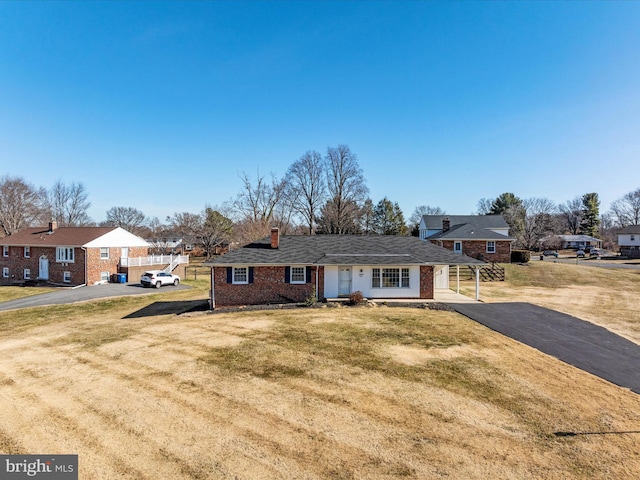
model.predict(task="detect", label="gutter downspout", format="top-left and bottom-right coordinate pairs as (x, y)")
top-left (315, 265), bottom-right (319, 301)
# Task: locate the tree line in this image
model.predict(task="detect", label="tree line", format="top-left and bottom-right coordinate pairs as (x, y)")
top-left (1, 149), bottom-right (639, 256)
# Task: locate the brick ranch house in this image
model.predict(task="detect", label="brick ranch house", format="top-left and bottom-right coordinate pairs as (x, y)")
top-left (419, 215), bottom-right (514, 263)
top-left (205, 228), bottom-right (486, 308)
top-left (0, 221), bottom-right (150, 286)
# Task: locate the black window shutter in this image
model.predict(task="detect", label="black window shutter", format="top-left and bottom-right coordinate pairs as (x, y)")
top-left (226, 267), bottom-right (232, 284)
top-left (306, 266), bottom-right (312, 283)
top-left (249, 267), bottom-right (254, 284)
top-left (284, 266), bottom-right (290, 283)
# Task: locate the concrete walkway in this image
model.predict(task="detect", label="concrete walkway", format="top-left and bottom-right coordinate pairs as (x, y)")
top-left (446, 302), bottom-right (640, 394)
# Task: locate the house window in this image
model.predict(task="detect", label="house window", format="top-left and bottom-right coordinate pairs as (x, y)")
top-left (290, 266), bottom-right (305, 284)
top-left (100, 247), bottom-right (109, 259)
top-left (2, 267), bottom-right (8, 278)
top-left (232, 267), bottom-right (248, 284)
top-left (56, 247), bottom-right (75, 263)
top-left (632, 235), bottom-right (636, 241)
top-left (100, 271), bottom-right (109, 282)
top-left (63, 271), bottom-right (71, 283)
top-left (24, 246), bottom-right (30, 258)
top-left (486, 241), bottom-right (496, 254)
top-left (24, 269), bottom-right (30, 280)
top-left (2, 246), bottom-right (8, 257)
top-left (372, 268), bottom-right (410, 288)
top-left (453, 241), bottom-right (462, 254)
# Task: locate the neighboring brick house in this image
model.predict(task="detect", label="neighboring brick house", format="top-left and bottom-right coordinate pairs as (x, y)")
top-left (419, 215), bottom-right (514, 263)
top-left (617, 225), bottom-right (640, 258)
top-left (0, 221), bottom-right (149, 286)
top-left (205, 228), bottom-right (485, 308)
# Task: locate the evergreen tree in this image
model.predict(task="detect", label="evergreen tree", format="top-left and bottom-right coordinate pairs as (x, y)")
top-left (580, 192), bottom-right (600, 237)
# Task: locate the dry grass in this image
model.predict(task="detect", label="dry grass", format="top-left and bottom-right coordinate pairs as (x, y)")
top-left (0, 286), bottom-right (56, 303)
top-left (459, 262), bottom-right (640, 344)
top-left (1, 293), bottom-right (640, 479)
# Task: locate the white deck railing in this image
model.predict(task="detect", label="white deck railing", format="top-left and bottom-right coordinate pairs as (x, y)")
top-left (120, 255), bottom-right (189, 270)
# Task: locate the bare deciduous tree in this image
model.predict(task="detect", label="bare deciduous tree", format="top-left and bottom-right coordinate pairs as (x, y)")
top-left (104, 206), bottom-right (147, 234)
top-left (0, 175), bottom-right (47, 236)
top-left (284, 151), bottom-right (326, 234)
top-left (199, 207), bottom-right (233, 258)
top-left (47, 180), bottom-right (93, 226)
top-left (517, 198), bottom-right (557, 250)
top-left (558, 197), bottom-right (583, 235)
top-left (323, 145), bottom-right (368, 234)
top-left (229, 171), bottom-right (286, 243)
top-left (609, 188), bottom-right (640, 227)
top-left (409, 205), bottom-right (445, 236)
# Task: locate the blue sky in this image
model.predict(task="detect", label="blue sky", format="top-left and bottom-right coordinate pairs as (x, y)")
top-left (1, 1), bottom-right (639, 223)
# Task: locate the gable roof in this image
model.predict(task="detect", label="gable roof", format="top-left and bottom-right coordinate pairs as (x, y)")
top-left (618, 225), bottom-right (640, 234)
top-left (1, 226), bottom-right (149, 247)
top-left (421, 215), bottom-right (509, 231)
top-left (206, 235), bottom-right (486, 266)
top-left (428, 223), bottom-right (515, 241)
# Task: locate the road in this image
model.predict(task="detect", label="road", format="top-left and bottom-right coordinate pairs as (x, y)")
top-left (0, 282), bottom-right (191, 311)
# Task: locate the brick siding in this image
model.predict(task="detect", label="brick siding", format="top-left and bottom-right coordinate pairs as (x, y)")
top-left (419, 265), bottom-right (434, 299)
top-left (431, 240), bottom-right (511, 263)
top-left (0, 245), bottom-right (149, 286)
top-left (213, 265), bottom-right (323, 307)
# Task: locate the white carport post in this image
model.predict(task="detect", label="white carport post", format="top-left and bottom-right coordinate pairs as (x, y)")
top-left (475, 266), bottom-right (480, 301)
top-left (456, 265), bottom-right (460, 294)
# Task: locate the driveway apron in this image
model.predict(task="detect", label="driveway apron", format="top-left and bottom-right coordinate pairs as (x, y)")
top-left (446, 302), bottom-right (640, 394)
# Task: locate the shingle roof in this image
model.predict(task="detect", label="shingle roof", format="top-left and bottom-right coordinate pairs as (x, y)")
top-left (206, 235), bottom-right (486, 266)
top-left (428, 223), bottom-right (515, 241)
top-left (422, 215), bottom-right (509, 230)
top-left (618, 225), bottom-right (640, 234)
top-left (1, 226), bottom-right (118, 247)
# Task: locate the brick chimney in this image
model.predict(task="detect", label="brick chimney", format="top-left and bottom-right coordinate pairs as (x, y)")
top-left (270, 227), bottom-right (280, 249)
top-left (48, 219), bottom-right (58, 233)
top-left (442, 217), bottom-right (450, 232)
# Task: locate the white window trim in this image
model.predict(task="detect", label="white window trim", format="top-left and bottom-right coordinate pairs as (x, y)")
top-left (2, 246), bottom-right (8, 257)
top-left (63, 271), bottom-right (71, 283)
top-left (56, 247), bottom-right (75, 263)
top-left (371, 267), bottom-right (410, 289)
top-left (2, 267), bottom-right (8, 278)
top-left (100, 247), bottom-right (109, 259)
top-left (453, 241), bottom-right (462, 253)
top-left (100, 271), bottom-right (110, 282)
top-left (290, 266), bottom-right (306, 284)
top-left (486, 241), bottom-right (496, 254)
top-left (232, 267), bottom-right (248, 284)
top-left (24, 246), bottom-right (30, 258)
top-left (24, 269), bottom-right (31, 280)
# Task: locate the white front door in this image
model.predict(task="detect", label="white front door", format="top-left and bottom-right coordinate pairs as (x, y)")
top-left (39, 257), bottom-right (49, 280)
top-left (453, 241), bottom-right (462, 254)
top-left (338, 267), bottom-right (352, 296)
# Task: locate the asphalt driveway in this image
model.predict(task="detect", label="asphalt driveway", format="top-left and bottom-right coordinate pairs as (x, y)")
top-left (447, 302), bottom-right (640, 394)
top-left (0, 282), bottom-right (191, 312)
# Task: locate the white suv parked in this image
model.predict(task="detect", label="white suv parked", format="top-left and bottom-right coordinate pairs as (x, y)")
top-left (140, 270), bottom-right (180, 288)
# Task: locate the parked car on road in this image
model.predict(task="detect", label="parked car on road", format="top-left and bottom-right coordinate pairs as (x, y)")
top-left (141, 270), bottom-right (180, 288)
top-left (543, 250), bottom-right (559, 258)
top-left (590, 249), bottom-right (602, 257)
top-left (576, 249), bottom-right (586, 258)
